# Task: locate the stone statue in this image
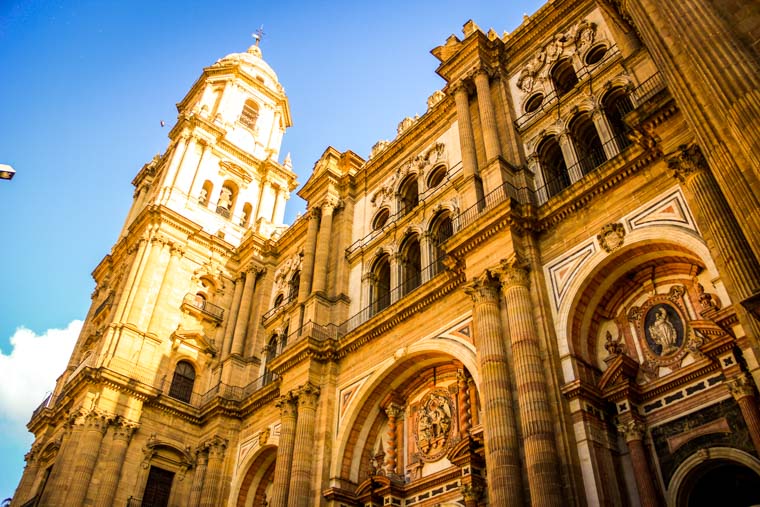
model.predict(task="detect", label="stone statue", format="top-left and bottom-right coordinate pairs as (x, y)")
top-left (648, 307), bottom-right (678, 355)
top-left (218, 187), bottom-right (232, 210)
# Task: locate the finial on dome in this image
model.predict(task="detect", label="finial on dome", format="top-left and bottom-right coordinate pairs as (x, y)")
top-left (283, 152), bottom-right (292, 170)
top-left (248, 25), bottom-right (266, 57)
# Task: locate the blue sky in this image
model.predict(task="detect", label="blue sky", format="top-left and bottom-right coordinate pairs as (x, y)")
top-left (0, 0), bottom-right (543, 498)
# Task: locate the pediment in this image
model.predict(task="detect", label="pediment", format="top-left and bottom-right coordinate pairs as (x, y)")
top-left (170, 326), bottom-right (218, 357)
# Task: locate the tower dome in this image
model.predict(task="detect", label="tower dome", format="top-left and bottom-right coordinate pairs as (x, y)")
top-left (215, 44), bottom-right (281, 91)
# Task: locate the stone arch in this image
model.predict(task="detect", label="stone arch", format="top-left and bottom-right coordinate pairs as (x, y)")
top-left (666, 447), bottom-right (760, 506)
top-left (233, 444), bottom-right (277, 507)
top-left (331, 337), bottom-right (478, 485)
top-left (556, 226), bottom-right (719, 374)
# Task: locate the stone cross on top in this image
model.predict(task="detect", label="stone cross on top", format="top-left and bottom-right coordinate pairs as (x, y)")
top-left (252, 25), bottom-right (265, 46)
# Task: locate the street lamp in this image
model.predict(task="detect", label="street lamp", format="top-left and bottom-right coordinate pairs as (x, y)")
top-left (0, 164), bottom-right (15, 180)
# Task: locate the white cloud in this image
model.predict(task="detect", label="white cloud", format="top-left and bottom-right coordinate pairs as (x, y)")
top-left (0, 321), bottom-right (81, 423)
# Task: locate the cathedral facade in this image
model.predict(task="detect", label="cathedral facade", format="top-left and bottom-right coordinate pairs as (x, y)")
top-left (12, 0), bottom-right (760, 505)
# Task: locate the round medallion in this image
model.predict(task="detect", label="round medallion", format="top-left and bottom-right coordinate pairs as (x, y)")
top-left (414, 389), bottom-right (455, 462)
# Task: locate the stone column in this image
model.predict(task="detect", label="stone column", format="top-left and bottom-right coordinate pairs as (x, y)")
top-left (221, 274), bottom-right (244, 359)
top-left (496, 260), bottom-right (563, 507)
top-left (474, 68), bottom-right (502, 162)
top-left (420, 232), bottom-right (434, 281)
top-left (288, 383), bottom-right (321, 507)
top-left (669, 145), bottom-right (760, 337)
top-left (127, 234), bottom-right (167, 328)
top-left (621, 0), bottom-right (760, 256)
top-left (270, 392), bottom-right (298, 507)
top-left (114, 237), bottom-right (149, 322)
top-left (230, 267), bottom-right (257, 356)
top-left (591, 105), bottom-right (621, 158)
top-left (147, 243), bottom-right (184, 333)
top-left (726, 373), bottom-right (760, 454)
top-left (199, 437), bottom-right (227, 507)
top-left (297, 208), bottom-right (320, 304)
top-left (312, 199), bottom-right (340, 295)
top-left (65, 411), bottom-right (111, 507)
top-left (159, 134), bottom-right (190, 203)
top-left (457, 370), bottom-right (472, 438)
top-left (618, 420), bottom-right (660, 507)
top-left (14, 443), bottom-right (41, 504)
top-left (464, 275), bottom-right (523, 503)
top-left (558, 130), bottom-right (582, 183)
top-left (39, 421), bottom-right (79, 505)
top-left (452, 81), bottom-right (484, 207)
top-left (92, 419), bottom-right (138, 507)
top-left (256, 179), bottom-right (273, 221)
top-left (188, 450), bottom-right (207, 507)
top-left (384, 404), bottom-right (403, 476)
top-left (390, 253), bottom-right (402, 303)
top-left (468, 376), bottom-right (480, 427)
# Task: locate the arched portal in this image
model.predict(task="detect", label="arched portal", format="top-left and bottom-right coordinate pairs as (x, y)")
top-left (669, 449), bottom-right (760, 507)
top-left (331, 340), bottom-right (481, 505)
top-left (235, 445), bottom-right (277, 507)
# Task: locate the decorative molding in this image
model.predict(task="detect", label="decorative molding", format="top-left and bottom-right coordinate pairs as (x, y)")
top-left (597, 222), bottom-right (626, 253)
top-left (545, 241), bottom-right (596, 310)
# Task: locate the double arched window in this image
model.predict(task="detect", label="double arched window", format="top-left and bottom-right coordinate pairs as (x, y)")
top-left (568, 113), bottom-right (605, 175)
top-left (168, 361), bottom-right (195, 403)
top-left (551, 58), bottom-right (578, 97)
top-left (400, 234), bottom-right (421, 296)
top-left (537, 135), bottom-right (570, 198)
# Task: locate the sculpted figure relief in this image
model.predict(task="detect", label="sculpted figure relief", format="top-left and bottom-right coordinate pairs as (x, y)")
top-left (415, 391), bottom-right (453, 461)
top-left (647, 307), bottom-right (679, 355)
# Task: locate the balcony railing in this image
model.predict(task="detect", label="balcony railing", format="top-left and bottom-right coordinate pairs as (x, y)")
top-left (182, 293), bottom-right (224, 321)
top-left (633, 72), bottom-right (666, 105)
top-left (215, 206), bottom-right (231, 218)
top-left (261, 294), bottom-right (297, 322)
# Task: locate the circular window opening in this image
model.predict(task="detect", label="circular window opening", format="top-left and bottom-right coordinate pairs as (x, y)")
top-left (525, 93), bottom-right (544, 113)
top-left (427, 166), bottom-right (447, 188)
top-left (585, 45), bottom-right (608, 65)
top-left (372, 208), bottom-right (390, 230)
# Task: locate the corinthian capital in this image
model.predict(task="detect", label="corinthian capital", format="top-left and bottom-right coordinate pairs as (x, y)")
top-left (321, 196), bottom-right (343, 213)
top-left (668, 144), bottom-right (708, 183)
top-left (493, 256), bottom-right (530, 289)
top-left (726, 373), bottom-right (756, 400)
top-left (617, 419), bottom-right (646, 442)
top-left (298, 382), bottom-right (321, 409)
top-left (464, 273), bottom-right (500, 304)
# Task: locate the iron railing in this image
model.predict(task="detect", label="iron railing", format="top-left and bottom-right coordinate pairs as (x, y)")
top-left (261, 294), bottom-right (297, 322)
top-left (182, 293), bottom-right (224, 321)
top-left (633, 72), bottom-right (666, 105)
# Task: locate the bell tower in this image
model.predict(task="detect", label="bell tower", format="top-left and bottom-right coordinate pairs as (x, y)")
top-left (121, 42), bottom-right (297, 246)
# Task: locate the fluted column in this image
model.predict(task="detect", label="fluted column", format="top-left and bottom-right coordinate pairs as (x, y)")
top-left (726, 373), bottom-right (760, 454)
top-left (270, 391), bottom-right (298, 507)
top-left (390, 253), bottom-right (402, 304)
top-left (621, 0), bottom-right (760, 256)
top-left (313, 199), bottom-right (339, 295)
top-left (384, 404), bottom-right (403, 476)
top-left (14, 443), bottom-right (41, 504)
top-left (464, 275), bottom-right (523, 503)
top-left (457, 370), bottom-right (472, 438)
top-left (298, 208), bottom-right (320, 303)
top-left (230, 267), bottom-right (257, 356)
top-left (157, 134), bottom-right (190, 204)
top-left (92, 418), bottom-right (138, 507)
top-left (420, 232), bottom-right (434, 281)
top-left (127, 234), bottom-right (167, 327)
top-left (199, 436), bottom-right (227, 507)
top-left (496, 260), bottom-right (562, 507)
top-left (147, 243), bottom-right (184, 333)
top-left (188, 450), bottom-right (207, 507)
top-left (461, 483), bottom-right (484, 507)
top-left (221, 274), bottom-right (244, 358)
top-left (39, 422), bottom-right (78, 505)
top-left (558, 131), bottom-right (582, 182)
top-left (474, 69), bottom-right (502, 162)
top-left (452, 81), bottom-right (484, 208)
top-left (256, 179), bottom-right (273, 221)
top-left (468, 377), bottom-right (480, 427)
top-left (114, 237), bottom-right (148, 322)
top-left (288, 383), bottom-right (320, 507)
top-left (65, 411), bottom-right (111, 507)
top-left (618, 420), bottom-right (660, 507)
top-left (669, 145), bottom-right (760, 338)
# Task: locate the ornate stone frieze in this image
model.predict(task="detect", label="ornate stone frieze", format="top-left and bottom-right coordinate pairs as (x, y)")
top-left (273, 252), bottom-right (303, 293)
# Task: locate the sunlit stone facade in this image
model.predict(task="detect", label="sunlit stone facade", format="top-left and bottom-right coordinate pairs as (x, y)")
top-left (13, 0), bottom-right (760, 505)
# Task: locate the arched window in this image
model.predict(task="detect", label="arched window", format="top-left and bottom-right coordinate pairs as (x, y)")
top-left (602, 87), bottom-right (634, 148)
top-left (273, 293), bottom-right (284, 308)
top-left (537, 135), bottom-right (570, 199)
top-left (240, 202), bottom-right (253, 227)
top-left (398, 175), bottom-right (419, 216)
top-left (569, 113), bottom-right (605, 175)
top-left (585, 44), bottom-right (608, 66)
top-left (430, 211), bottom-right (453, 275)
top-left (240, 100), bottom-right (259, 130)
top-left (372, 208), bottom-right (390, 230)
top-left (370, 254), bottom-right (391, 316)
top-left (426, 165), bottom-right (447, 189)
top-left (400, 234), bottom-right (421, 296)
top-left (216, 182), bottom-right (237, 219)
top-left (551, 59), bottom-right (578, 97)
top-left (263, 335), bottom-right (278, 385)
top-left (199, 180), bottom-right (213, 206)
top-left (168, 361), bottom-right (195, 403)
top-left (289, 271), bottom-right (300, 300)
